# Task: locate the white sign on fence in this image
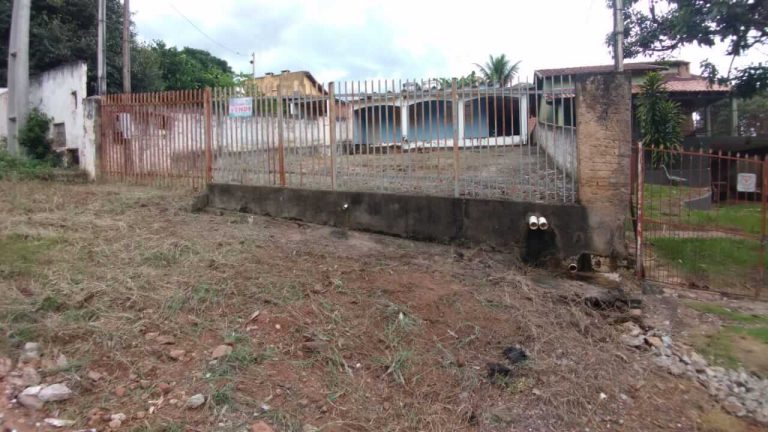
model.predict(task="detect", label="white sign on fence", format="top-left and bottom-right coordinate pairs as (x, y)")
top-left (228, 97), bottom-right (253, 117)
top-left (737, 173), bottom-right (757, 192)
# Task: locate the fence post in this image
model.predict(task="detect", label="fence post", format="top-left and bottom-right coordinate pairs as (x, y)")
top-left (277, 84), bottom-right (286, 186)
top-left (451, 78), bottom-right (459, 198)
top-left (204, 88), bottom-right (213, 185)
top-left (328, 82), bottom-right (337, 190)
top-left (635, 140), bottom-right (645, 278)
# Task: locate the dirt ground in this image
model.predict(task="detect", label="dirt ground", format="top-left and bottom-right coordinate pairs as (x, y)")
top-left (0, 181), bottom-right (764, 432)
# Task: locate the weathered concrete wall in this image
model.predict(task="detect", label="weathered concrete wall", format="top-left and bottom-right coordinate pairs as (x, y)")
top-left (534, 122), bottom-right (577, 177)
top-left (0, 89), bottom-right (7, 143)
top-left (28, 62), bottom-right (87, 151)
top-left (206, 183), bottom-right (594, 262)
top-left (82, 97), bottom-right (101, 179)
top-left (576, 73), bottom-right (632, 258)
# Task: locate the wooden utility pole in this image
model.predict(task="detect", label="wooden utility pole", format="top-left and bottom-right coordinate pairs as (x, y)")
top-left (122, 0), bottom-right (131, 93)
top-left (6, 0), bottom-right (31, 155)
top-left (97, 0), bottom-right (107, 95)
top-left (613, 0), bottom-right (624, 72)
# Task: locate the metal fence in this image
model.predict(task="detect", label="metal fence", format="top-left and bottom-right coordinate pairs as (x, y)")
top-left (100, 75), bottom-right (578, 203)
top-left (633, 143), bottom-right (767, 298)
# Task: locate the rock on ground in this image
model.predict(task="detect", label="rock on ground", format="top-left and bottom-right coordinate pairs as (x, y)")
top-left (185, 394), bottom-right (205, 409)
top-left (38, 384), bottom-right (73, 402)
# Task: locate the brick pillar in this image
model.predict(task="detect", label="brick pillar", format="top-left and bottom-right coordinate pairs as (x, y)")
top-left (575, 73), bottom-right (632, 258)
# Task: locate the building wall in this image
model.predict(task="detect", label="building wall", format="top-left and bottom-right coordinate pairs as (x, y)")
top-left (0, 89), bottom-right (7, 144)
top-left (28, 62), bottom-right (87, 152)
top-left (576, 73), bottom-right (632, 258)
top-left (252, 72), bottom-right (324, 96)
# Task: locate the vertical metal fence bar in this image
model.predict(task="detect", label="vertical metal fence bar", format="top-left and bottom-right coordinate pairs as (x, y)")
top-left (452, 78), bottom-right (459, 198)
top-left (328, 82), bottom-right (337, 190)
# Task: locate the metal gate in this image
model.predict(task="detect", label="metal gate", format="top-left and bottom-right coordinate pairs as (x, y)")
top-left (634, 142), bottom-right (767, 298)
top-left (100, 90), bottom-right (213, 189)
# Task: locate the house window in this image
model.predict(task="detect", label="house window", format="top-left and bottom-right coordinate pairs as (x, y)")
top-left (52, 123), bottom-right (66, 149)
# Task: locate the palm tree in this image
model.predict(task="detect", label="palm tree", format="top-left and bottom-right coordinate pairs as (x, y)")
top-left (474, 55), bottom-right (521, 87)
top-left (636, 72), bottom-right (684, 167)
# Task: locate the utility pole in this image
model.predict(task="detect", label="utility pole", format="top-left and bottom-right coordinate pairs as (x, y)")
top-left (613, 0), bottom-right (624, 72)
top-left (6, 0), bottom-right (31, 155)
top-left (250, 52), bottom-right (256, 78)
top-left (122, 0), bottom-right (131, 93)
top-left (97, 0), bottom-right (107, 95)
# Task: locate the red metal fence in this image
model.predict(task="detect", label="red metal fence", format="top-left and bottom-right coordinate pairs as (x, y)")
top-left (100, 90), bottom-right (212, 189)
top-left (633, 142), bottom-right (767, 298)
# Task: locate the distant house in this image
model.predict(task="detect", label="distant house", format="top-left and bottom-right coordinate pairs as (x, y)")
top-left (534, 60), bottom-right (732, 139)
top-left (248, 70), bottom-right (327, 97)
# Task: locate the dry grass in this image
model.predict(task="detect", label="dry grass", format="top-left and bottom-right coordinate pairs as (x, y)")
top-left (0, 180), bottom-right (727, 431)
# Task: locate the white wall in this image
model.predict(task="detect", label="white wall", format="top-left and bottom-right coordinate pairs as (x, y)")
top-left (28, 62), bottom-right (87, 153)
top-left (0, 89), bottom-right (8, 145)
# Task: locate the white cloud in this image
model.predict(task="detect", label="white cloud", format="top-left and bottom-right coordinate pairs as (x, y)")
top-left (128, 0), bottom-right (763, 83)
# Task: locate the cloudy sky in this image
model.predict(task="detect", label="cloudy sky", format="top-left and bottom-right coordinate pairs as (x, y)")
top-left (130, 0), bottom-right (762, 83)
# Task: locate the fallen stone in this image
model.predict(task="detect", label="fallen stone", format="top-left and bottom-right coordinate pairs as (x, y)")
top-left (620, 334), bottom-right (644, 348)
top-left (661, 335), bottom-right (673, 347)
top-left (156, 335), bottom-right (175, 345)
top-left (668, 360), bottom-right (686, 377)
top-left (111, 413), bottom-right (127, 422)
top-left (20, 342), bottom-right (41, 362)
top-left (109, 419), bottom-right (122, 428)
top-left (645, 336), bottom-right (663, 349)
top-left (211, 345), bottom-right (233, 359)
top-left (169, 349), bottom-right (186, 360)
top-left (21, 367), bottom-right (41, 386)
top-left (44, 418), bottom-right (76, 428)
top-left (502, 346), bottom-right (528, 365)
top-left (621, 321), bottom-right (642, 337)
top-left (115, 386), bottom-right (127, 397)
top-left (17, 394), bottom-right (44, 410)
top-left (629, 308), bottom-right (642, 317)
top-left (0, 357), bottom-right (12, 378)
top-left (38, 383), bottom-right (74, 402)
top-left (755, 406), bottom-right (768, 424)
top-left (690, 352), bottom-right (707, 372)
top-left (55, 354), bottom-right (68, 368)
top-left (186, 393), bottom-right (205, 409)
top-left (20, 385), bottom-right (43, 396)
top-left (723, 397), bottom-right (746, 417)
top-left (144, 332), bottom-right (160, 340)
top-left (158, 382), bottom-right (172, 394)
top-left (251, 421), bottom-right (275, 432)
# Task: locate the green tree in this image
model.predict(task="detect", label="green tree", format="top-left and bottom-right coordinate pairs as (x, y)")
top-left (474, 55), bottom-right (520, 87)
top-left (0, 0), bottom-right (127, 94)
top-left (0, 1), bottom-right (236, 93)
top-left (636, 72), bottom-right (683, 167)
top-left (437, 72), bottom-right (480, 90)
top-left (611, 0), bottom-right (768, 97)
top-left (18, 108), bottom-right (58, 164)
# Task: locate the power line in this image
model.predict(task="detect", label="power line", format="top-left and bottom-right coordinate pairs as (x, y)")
top-left (167, 2), bottom-right (245, 57)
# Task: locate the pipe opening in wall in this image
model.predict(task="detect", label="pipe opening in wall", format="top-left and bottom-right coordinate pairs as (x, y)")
top-left (522, 228), bottom-right (558, 268)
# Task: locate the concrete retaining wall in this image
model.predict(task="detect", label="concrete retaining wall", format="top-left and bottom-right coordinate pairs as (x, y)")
top-left (206, 183), bottom-right (594, 262)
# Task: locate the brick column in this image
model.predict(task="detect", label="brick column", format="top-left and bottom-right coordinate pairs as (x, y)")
top-left (575, 72), bottom-right (632, 258)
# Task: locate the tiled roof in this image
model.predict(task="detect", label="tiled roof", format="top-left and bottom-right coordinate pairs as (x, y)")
top-left (631, 76), bottom-right (730, 94)
top-left (535, 63), bottom-right (663, 77)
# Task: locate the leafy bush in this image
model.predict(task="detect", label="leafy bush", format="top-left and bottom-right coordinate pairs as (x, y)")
top-left (19, 109), bottom-right (60, 165)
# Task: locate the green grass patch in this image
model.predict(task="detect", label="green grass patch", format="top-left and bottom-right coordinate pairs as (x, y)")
top-left (643, 184), bottom-right (763, 234)
top-left (695, 330), bottom-right (742, 370)
top-left (685, 301), bottom-right (768, 324)
top-left (0, 150), bottom-right (56, 181)
top-left (0, 234), bottom-right (60, 278)
top-left (651, 237), bottom-right (767, 276)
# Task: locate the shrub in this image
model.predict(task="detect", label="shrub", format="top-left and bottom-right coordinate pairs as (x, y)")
top-left (18, 109), bottom-right (60, 165)
top-left (0, 150), bottom-right (54, 181)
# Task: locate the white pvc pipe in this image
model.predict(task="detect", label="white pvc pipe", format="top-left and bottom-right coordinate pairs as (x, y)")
top-left (568, 263), bottom-right (578, 273)
top-left (528, 215), bottom-right (539, 230)
top-left (538, 216), bottom-right (549, 230)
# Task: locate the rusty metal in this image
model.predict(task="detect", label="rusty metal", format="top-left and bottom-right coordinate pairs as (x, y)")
top-left (635, 145), bottom-right (767, 298)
